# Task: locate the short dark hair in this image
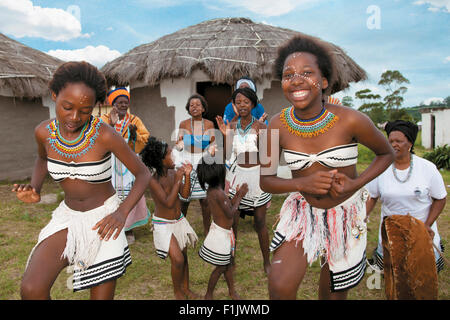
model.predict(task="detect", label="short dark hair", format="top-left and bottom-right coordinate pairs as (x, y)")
top-left (196, 159), bottom-right (226, 191)
top-left (231, 87), bottom-right (258, 109)
top-left (185, 93), bottom-right (208, 117)
top-left (274, 35), bottom-right (334, 91)
top-left (49, 61), bottom-right (107, 104)
top-left (140, 136), bottom-right (169, 177)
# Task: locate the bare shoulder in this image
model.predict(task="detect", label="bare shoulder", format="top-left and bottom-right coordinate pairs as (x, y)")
top-left (203, 118), bottom-right (215, 129)
top-left (179, 119), bottom-right (190, 129)
top-left (209, 188), bottom-right (227, 203)
top-left (97, 120), bottom-right (116, 139)
top-left (34, 119), bottom-right (52, 142)
top-left (267, 111), bottom-right (283, 129)
top-left (327, 104), bottom-right (371, 126)
top-left (96, 120), bottom-right (128, 151)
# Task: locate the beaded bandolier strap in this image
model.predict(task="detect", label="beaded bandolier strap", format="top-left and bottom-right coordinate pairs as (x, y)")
top-left (115, 113), bottom-right (130, 135)
top-left (280, 106), bottom-right (338, 138)
top-left (47, 116), bottom-right (102, 159)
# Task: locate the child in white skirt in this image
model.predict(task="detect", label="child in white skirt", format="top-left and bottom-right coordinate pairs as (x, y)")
top-left (140, 137), bottom-right (198, 300)
top-left (196, 156), bottom-right (248, 300)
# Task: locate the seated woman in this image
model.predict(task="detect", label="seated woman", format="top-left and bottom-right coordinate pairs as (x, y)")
top-left (260, 35), bottom-right (394, 299)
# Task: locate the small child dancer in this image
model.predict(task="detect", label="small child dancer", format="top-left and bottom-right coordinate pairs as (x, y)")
top-left (196, 157), bottom-right (248, 300)
top-left (140, 137), bottom-right (198, 300)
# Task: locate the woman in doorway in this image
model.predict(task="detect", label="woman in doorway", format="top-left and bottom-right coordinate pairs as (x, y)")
top-left (175, 94), bottom-right (215, 235)
top-left (12, 61), bottom-right (151, 299)
top-left (260, 35), bottom-right (394, 299)
top-left (223, 76), bottom-right (268, 125)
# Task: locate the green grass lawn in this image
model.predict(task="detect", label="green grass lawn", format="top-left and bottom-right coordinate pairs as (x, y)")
top-left (0, 145), bottom-right (448, 300)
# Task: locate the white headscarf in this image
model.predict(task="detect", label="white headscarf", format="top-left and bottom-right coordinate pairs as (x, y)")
top-left (235, 79), bottom-right (256, 92)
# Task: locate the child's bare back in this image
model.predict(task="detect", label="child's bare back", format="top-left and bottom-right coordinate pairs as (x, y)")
top-left (152, 169), bottom-right (183, 220)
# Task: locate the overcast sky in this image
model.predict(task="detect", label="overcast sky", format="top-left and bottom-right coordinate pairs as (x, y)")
top-left (1, 0), bottom-right (449, 107)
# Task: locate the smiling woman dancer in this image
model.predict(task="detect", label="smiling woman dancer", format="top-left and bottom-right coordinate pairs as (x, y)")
top-left (175, 94), bottom-right (215, 235)
top-left (12, 61), bottom-right (151, 299)
top-left (260, 35), bottom-right (394, 299)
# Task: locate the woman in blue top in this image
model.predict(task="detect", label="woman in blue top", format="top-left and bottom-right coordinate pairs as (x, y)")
top-left (223, 76), bottom-right (268, 125)
top-left (175, 94), bottom-right (215, 235)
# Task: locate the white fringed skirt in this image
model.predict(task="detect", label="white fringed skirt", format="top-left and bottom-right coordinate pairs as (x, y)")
top-left (227, 165), bottom-right (272, 210)
top-left (152, 214), bottom-right (198, 259)
top-left (199, 221), bottom-right (235, 266)
top-left (27, 194), bottom-right (131, 291)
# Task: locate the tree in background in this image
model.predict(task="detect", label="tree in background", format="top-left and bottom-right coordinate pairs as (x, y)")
top-left (355, 88), bottom-right (385, 124)
top-left (378, 70), bottom-right (410, 120)
top-left (445, 96), bottom-right (450, 107)
top-left (341, 96), bottom-right (354, 108)
top-left (354, 70), bottom-right (413, 124)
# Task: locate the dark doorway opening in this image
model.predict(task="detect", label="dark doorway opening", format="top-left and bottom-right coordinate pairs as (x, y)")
top-left (197, 82), bottom-right (232, 129)
top-left (431, 115), bottom-right (436, 149)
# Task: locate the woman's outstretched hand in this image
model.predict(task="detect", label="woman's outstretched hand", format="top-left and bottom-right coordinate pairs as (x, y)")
top-left (12, 184), bottom-right (41, 203)
top-left (215, 115), bottom-right (230, 136)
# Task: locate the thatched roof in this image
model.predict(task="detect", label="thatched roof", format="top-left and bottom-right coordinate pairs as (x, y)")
top-left (102, 17), bottom-right (367, 94)
top-left (0, 33), bottom-right (63, 98)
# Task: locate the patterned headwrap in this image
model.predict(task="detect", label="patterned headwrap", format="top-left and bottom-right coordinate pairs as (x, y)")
top-left (385, 120), bottom-right (418, 144)
top-left (107, 87), bottom-right (130, 106)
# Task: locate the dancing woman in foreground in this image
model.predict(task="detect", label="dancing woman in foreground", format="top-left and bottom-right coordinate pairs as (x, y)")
top-left (260, 35), bottom-right (394, 299)
top-left (13, 61), bottom-right (151, 299)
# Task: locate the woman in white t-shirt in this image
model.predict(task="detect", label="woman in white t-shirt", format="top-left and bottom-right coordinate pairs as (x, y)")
top-left (366, 120), bottom-right (447, 272)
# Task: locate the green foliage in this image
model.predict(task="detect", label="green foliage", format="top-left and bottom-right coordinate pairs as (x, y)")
top-left (423, 144), bottom-right (450, 170)
top-left (342, 96), bottom-right (354, 108)
top-left (358, 143), bottom-right (375, 164)
top-left (388, 108), bottom-right (413, 122)
top-left (355, 70), bottom-right (412, 124)
top-left (355, 89), bottom-right (386, 124)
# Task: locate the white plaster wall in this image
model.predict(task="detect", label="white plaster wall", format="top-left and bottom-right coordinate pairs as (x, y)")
top-left (159, 78), bottom-right (192, 142)
top-left (42, 93), bottom-right (55, 118)
top-left (256, 78), bottom-right (272, 101)
top-left (435, 109), bottom-right (450, 147)
top-left (421, 110), bottom-right (450, 149)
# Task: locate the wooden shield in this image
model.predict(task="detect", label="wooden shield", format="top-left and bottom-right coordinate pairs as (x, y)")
top-left (381, 215), bottom-right (438, 300)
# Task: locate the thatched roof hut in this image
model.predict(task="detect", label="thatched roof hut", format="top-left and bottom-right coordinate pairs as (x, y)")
top-left (102, 17), bottom-right (366, 94)
top-left (0, 33), bottom-right (63, 98)
top-left (0, 33), bottom-right (62, 181)
top-left (101, 17), bottom-right (367, 145)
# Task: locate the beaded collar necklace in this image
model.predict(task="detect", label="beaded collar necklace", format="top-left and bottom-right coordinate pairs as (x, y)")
top-left (237, 116), bottom-right (255, 136)
top-left (392, 154), bottom-right (413, 183)
top-left (47, 115), bottom-right (102, 159)
top-left (280, 106), bottom-right (338, 138)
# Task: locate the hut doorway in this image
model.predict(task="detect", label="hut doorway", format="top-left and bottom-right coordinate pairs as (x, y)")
top-left (431, 115), bottom-right (436, 149)
top-left (197, 82), bottom-right (232, 129)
